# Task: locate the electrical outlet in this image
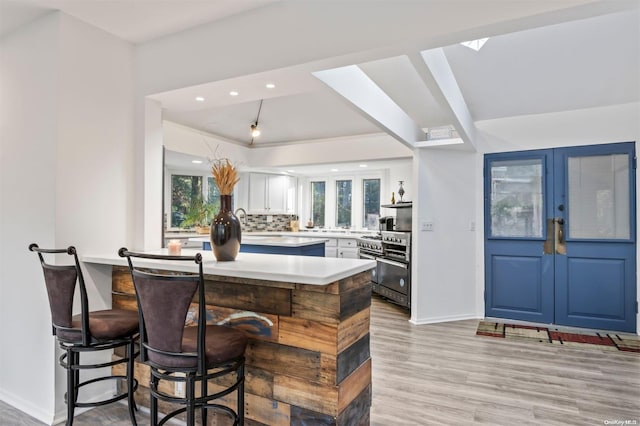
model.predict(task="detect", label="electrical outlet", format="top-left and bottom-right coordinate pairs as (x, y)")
top-left (469, 221), bottom-right (476, 231)
top-left (267, 215), bottom-right (273, 223)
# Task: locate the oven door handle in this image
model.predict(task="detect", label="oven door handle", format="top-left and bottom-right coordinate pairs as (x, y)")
top-left (378, 258), bottom-right (408, 269)
top-left (359, 253), bottom-right (376, 260)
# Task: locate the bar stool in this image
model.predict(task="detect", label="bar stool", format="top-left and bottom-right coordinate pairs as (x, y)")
top-left (29, 244), bottom-right (139, 426)
top-left (119, 248), bottom-right (247, 426)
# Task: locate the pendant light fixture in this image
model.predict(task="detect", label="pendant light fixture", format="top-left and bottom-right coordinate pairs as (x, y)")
top-left (250, 99), bottom-right (263, 144)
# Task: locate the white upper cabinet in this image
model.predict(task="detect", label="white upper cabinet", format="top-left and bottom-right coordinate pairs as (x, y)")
top-left (285, 175), bottom-right (297, 214)
top-left (248, 173), bottom-right (269, 213)
top-left (248, 173), bottom-right (297, 214)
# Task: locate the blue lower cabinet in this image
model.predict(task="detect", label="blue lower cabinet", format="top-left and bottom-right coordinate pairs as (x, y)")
top-left (201, 241), bottom-right (324, 257)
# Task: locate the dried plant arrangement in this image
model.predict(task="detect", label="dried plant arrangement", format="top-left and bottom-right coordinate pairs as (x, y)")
top-left (211, 158), bottom-right (239, 195)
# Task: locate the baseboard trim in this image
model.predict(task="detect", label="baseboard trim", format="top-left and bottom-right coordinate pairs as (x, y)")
top-left (51, 389), bottom-right (118, 425)
top-left (410, 313), bottom-right (481, 325)
top-left (0, 388), bottom-right (54, 425)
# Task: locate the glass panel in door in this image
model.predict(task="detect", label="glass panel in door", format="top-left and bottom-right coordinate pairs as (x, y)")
top-left (567, 154), bottom-right (630, 239)
top-left (489, 159), bottom-right (544, 238)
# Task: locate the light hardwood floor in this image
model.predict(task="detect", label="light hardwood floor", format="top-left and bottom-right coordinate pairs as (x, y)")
top-left (2, 296), bottom-right (639, 425)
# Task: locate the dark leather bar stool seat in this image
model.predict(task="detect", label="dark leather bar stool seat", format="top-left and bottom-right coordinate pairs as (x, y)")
top-left (120, 248), bottom-right (247, 426)
top-left (29, 244), bottom-right (139, 426)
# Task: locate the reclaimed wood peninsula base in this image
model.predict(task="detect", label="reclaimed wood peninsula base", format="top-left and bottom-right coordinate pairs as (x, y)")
top-left (110, 263), bottom-right (372, 425)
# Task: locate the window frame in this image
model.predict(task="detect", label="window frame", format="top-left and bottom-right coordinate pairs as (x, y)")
top-left (362, 177), bottom-right (381, 229)
top-left (310, 179), bottom-right (327, 228)
top-left (165, 168), bottom-right (219, 229)
top-left (304, 171), bottom-right (385, 230)
top-left (335, 178), bottom-right (354, 228)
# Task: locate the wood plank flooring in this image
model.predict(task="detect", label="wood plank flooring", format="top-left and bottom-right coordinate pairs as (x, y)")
top-left (2, 296), bottom-right (639, 425)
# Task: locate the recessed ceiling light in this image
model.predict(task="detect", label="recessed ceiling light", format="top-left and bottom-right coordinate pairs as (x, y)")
top-left (195, 96), bottom-right (205, 102)
top-left (331, 168), bottom-right (339, 172)
top-left (287, 169), bottom-right (295, 173)
top-left (191, 160), bottom-right (203, 164)
top-left (266, 83), bottom-right (275, 89)
top-left (359, 164), bottom-right (367, 168)
top-left (229, 91), bottom-right (239, 96)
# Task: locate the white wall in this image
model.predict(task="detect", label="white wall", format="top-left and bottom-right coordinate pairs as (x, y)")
top-left (0, 13), bottom-right (60, 423)
top-left (247, 133), bottom-right (412, 168)
top-left (163, 121), bottom-right (250, 166)
top-left (144, 99), bottom-right (163, 249)
top-left (476, 102), bottom-right (640, 153)
top-left (0, 12), bottom-right (135, 423)
top-left (411, 149), bottom-right (478, 324)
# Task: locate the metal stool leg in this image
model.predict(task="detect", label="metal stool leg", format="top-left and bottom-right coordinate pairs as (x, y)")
top-left (186, 374), bottom-right (195, 426)
top-left (65, 348), bottom-right (75, 426)
top-left (238, 363), bottom-right (245, 426)
top-left (126, 338), bottom-right (137, 425)
top-left (200, 373), bottom-right (207, 426)
top-left (150, 372), bottom-right (158, 426)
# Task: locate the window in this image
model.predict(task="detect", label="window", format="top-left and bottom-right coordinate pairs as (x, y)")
top-left (171, 175), bottom-right (203, 228)
top-left (207, 177), bottom-right (221, 212)
top-left (362, 178), bottom-right (380, 229)
top-left (336, 180), bottom-right (352, 228)
top-left (311, 181), bottom-right (326, 227)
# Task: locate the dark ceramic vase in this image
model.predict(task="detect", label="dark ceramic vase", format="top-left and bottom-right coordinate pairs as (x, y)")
top-left (210, 195), bottom-right (241, 261)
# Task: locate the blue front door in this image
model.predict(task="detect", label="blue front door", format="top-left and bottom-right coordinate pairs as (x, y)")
top-left (485, 142), bottom-right (636, 332)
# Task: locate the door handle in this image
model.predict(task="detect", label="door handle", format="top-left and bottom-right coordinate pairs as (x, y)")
top-left (378, 258), bottom-right (408, 269)
top-left (544, 218), bottom-right (566, 255)
top-left (555, 217), bottom-right (566, 255)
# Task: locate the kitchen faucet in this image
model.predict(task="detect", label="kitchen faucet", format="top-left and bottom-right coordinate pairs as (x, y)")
top-left (234, 207), bottom-right (248, 226)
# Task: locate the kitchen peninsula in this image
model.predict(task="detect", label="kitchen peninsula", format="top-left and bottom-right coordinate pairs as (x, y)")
top-left (189, 235), bottom-right (329, 256)
top-left (83, 250), bottom-right (375, 425)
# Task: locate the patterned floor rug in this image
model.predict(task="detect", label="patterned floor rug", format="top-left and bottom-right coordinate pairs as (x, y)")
top-left (477, 321), bottom-right (640, 353)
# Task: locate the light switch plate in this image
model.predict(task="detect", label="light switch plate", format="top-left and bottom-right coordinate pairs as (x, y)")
top-left (421, 221), bottom-right (434, 231)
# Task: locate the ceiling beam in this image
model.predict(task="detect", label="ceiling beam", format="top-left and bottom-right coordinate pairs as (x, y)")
top-left (312, 65), bottom-right (426, 150)
top-left (408, 48), bottom-right (478, 150)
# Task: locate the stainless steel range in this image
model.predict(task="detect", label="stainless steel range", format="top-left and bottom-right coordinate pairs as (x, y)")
top-left (357, 235), bottom-right (383, 284)
top-left (358, 231), bottom-right (411, 309)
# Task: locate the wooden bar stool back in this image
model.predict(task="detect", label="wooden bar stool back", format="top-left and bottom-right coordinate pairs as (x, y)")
top-left (119, 248), bottom-right (247, 426)
top-left (29, 244), bottom-right (139, 426)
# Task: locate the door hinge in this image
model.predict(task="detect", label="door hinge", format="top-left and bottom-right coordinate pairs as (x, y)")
top-left (633, 157), bottom-right (637, 170)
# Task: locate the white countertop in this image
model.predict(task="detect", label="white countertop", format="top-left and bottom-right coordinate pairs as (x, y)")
top-left (248, 231), bottom-right (376, 239)
top-left (188, 235), bottom-right (329, 247)
top-left (82, 249), bottom-right (375, 286)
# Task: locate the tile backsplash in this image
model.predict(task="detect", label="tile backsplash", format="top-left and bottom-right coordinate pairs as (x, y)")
top-left (242, 214), bottom-right (296, 232)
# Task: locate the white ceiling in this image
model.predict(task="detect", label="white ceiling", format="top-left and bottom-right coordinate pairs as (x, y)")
top-left (2, 0), bottom-right (639, 152)
top-left (0, 0), bottom-right (278, 43)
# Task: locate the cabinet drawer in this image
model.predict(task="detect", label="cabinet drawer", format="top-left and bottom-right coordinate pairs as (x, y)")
top-left (337, 247), bottom-right (359, 259)
top-left (324, 238), bottom-right (338, 247)
top-left (182, 239), bottom-right (201, 248)
top-left (338, 238), bottom-right (357, 248)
